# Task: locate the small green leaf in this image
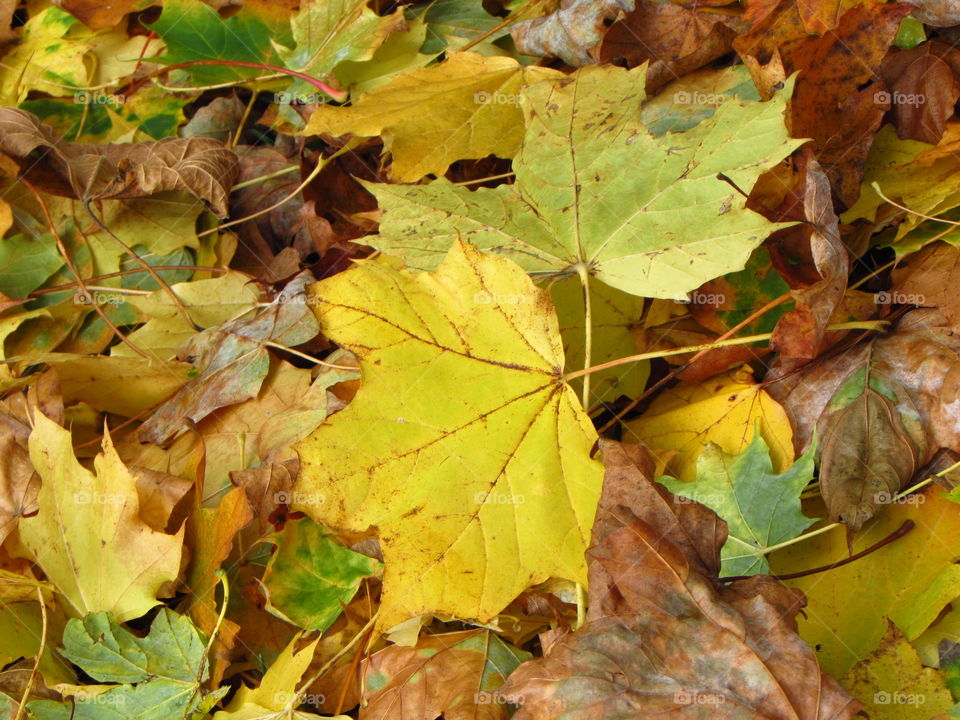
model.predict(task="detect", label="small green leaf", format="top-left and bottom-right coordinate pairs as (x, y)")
top-left (262, 518), bottom-right (380, 631)
top-left (0, 233), bottom-right (63, 299)
top-left (659, 432), bottom-right (817, 576)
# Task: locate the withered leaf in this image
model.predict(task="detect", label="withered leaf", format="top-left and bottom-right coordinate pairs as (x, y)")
top-left (820, 378), bottom-right (918, 531)
top-left (511, 0), bottom-right (634, 66)
top-left (500, 440), bottom-right (861, 719)
top-left (0, 108), bottom-right (239, 217)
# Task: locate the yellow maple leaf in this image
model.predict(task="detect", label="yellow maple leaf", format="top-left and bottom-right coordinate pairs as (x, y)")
top-left (302, 51), bottom-right (559, 182)
top-left (15, 412), bottom-right (183, 621)
top-left (624, 366), bottom-right (794, 482)
top-left (293, 241), bottom-right (603, 631)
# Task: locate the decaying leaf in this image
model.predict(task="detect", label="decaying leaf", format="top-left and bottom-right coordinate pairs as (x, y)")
top-left (361, 630), bottom-right (530, 720)
top-left (293, 241), bottom-right (604, 630)
top-left (139, 271), bottom-right (320, 445)
top-left (500, 439), bottom-right (861, 719)
top-left (818, 362), bottom-right (919, 531)
top-left (510, 0), bottom-right (634, 66)
top-left (0, 108), bottom-right (239, 216)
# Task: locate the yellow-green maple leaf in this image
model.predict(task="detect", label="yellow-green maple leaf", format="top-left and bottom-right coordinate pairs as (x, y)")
top-left (15, 413), bottom-right (183, 621)
top-left (293, 242), bottom-right (603, 630)
top-left (302, 51), bottom-right (559, 182)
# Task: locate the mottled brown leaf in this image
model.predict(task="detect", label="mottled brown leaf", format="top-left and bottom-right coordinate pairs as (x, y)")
top-left (820, 382), bottom-right (918, 531)
top-left (880, 43), bottom-right (960, 145)
top-left (771, 153), bottom-right (850, 359)
top-left (511, 0), bottom-right (634, 66)
top-left (502, 496), bottom-right (861, 719)
top-left (594, 1), bottom-right (735, 95)
top-left (0, 108), bottom-right (239, 217)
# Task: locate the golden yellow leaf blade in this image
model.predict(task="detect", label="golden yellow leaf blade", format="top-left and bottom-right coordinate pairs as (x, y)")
top-left (293, 242), bottom-right (603, 630)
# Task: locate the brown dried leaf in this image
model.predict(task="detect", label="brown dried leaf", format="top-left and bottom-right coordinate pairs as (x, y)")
top-left (501, 448), bottom-right (861, 718)
top-left (361, 629), bottom-right (529, 720)
top-left (891, 241), bottom-right (960, 330)
top-left (511, 0), bottom-right (634, 66)
top-left (0, 108), bottom-right (239, 217)
top-left (820, 385), bottom-right (918, 531)
top-left (771, 153), bottom-right (850, 359)
top-left (767, 308), bottom-right (960, 469)
top-left (594, 1), bottom-right (735, 95)
top-left (880, 42), bottom-right (960, 145)
top-left (53, 0), bottom-right (140, 30)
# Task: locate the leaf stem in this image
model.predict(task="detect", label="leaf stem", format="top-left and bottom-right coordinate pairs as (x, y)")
top-left (566, 321), bottom-right (886, 382)
top-left (871, 182), bottom-right (960, 226)
top-left (230, 165), bottom-right (299, 191)
top-left (12, 586), bottom-right (46, 720)
top-left (129, 60), bottom-right (347, 102)
top-left (574, 264), bottom-right (592, 629)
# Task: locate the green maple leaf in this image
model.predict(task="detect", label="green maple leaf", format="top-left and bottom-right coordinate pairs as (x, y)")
top-left (28, 609), bottom-right (225, 720)
top-left (363, 64), bottom-right (804, 299)
top-left (659, 432), bottom-right (817, 576)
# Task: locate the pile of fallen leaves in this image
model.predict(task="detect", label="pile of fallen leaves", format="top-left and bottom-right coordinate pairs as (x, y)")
top-left (4, 0), bottom-right (960, 717)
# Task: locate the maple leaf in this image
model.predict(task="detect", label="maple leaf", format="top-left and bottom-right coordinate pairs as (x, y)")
top-left (659, 432), bottom-right (817, 576)
top-left (28, 609), bottom-right (220, 720)
top-left (15, 412), bottom-right (183, 622)
top-left (364, 64), bottom-right (803, 299)
top-left (261, 518), bottom-right (381, 631)
top-left (303, 52), bottom-right (559, 182)
top-left (501, 439), bottom-right (861, 719)
top-left (293, 241), bottom-right (604, 630)
top-left (624, 365), bottom-right (794, 482)
top-left (214, 633), bottom-right (320, 720)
